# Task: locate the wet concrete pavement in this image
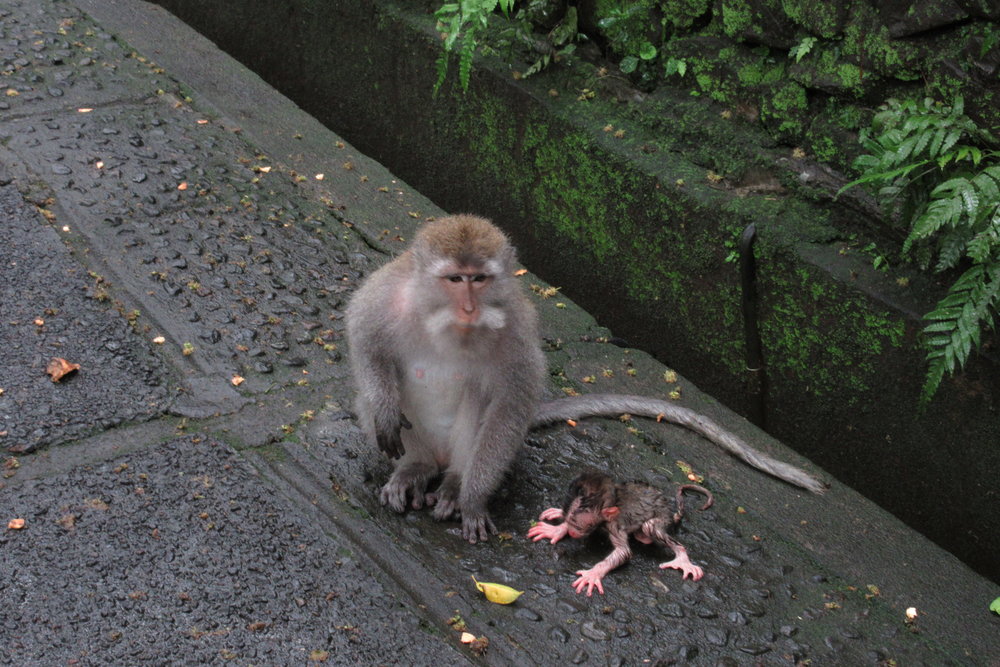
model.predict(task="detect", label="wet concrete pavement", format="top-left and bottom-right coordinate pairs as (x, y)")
top-left (1, 0), bottom-right (998, 664)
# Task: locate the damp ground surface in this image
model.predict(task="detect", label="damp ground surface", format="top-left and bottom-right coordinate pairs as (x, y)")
top-left (0, 0), bottom-right (997, 665)
top-left (0, 183), bottom-right (167, 452)
top-left (1, 437), bottom-right (458, 666)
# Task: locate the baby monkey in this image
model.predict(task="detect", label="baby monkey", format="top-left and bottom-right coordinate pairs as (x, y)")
top-left (527, 470), bottom-right (713, 596)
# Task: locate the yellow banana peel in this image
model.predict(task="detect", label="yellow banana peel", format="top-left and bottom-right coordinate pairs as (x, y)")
top-left (471, 576), bottom-right (523, 604)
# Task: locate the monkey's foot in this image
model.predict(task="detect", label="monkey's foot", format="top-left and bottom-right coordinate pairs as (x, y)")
top-left (428, 474), bottom-right (461, 521)
top-left (380, 479), bottom-right (420, 512)
top-left (461, 510), bottom-right (497, 544)
top-left (572, 568), bottom-right (607, 596)
top-left (379, 463), bottom-right (437, 512)
top-left (659, 554), bottom-right (704, 581)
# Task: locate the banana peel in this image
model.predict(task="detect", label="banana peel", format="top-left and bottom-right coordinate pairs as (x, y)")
top-left (471, 576), bottom-right (523, 604)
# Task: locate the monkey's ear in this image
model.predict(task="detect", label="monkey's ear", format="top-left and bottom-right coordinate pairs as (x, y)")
top-left (601, 506), bottom-right (620, 521)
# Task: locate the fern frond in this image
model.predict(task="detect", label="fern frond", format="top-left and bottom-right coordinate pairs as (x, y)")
top-left (849, 96), bottom-right (1000, 404)
top-left (967, 230), bottom-right (996, 264)
top-left (433, 52), bottom-right (450, 96)
top-left (458, 26), bottom-right (477, 91)
top-left (839, 158), bottom-right (931, 195)
top-left (952, 95), bottom-right (965, 117)
top-left (919, 362), bottom-right (947, 405)
top-left (909, 175), bottom-right (988, 245)
top-left (972, 166), bottom-right (1000, 204)
top-left (957, 179), bottom-right (979, 217)
top-left (920, 263), bottom-right (1000, 403)
top-left (939, 128), bottom-right (962, 157)
top-left (431, 0), bottom-right (504, 93)
top-left (438, 8), bottom-right (462, 51)
top-left (908, 194), bottom-right (962, 244)
top-left (935, 229), bottom-right (970, 271)
top-left (920, 274), bottom-right (977, 399)
top-left (897, 132), bottom-right (920, 163)
top-left (879, 128), bottom-right (905, 155)
top-left (928, 127), bottom-right (948, 157)
top-left (902, 113), bottom-right (933, 135)
top-left (911, 127), bottom-right (932, 159)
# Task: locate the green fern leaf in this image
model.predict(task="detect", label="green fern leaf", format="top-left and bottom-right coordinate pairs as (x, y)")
top-left (918, 263), bottom-right (993, 402)
top-left (846, 96), bottom-right (1000, 405)
top-left (952, 95), bottom-right (965, 116)
top-left (440, 11), bottom-right (463, 50)
top-left (880, 128), bottom-right (905, 153)
top-left (940, 128), bottom-right (962, 157)
top-left (912, 127), bottom-right (933, 158)
top-left (967, 230), bottom-right (997, 264)
top-left (458, 27), bottom-right (477, 91)
top-left (919, 361), bottom-right (947, 405)
top-left (902, 114), bottom-right (930, 135)
top-left (840, 159), bottom-right (931, 196)
top-left (958, 182), bottom-right (979, 219)
top-left (935, 230), bottom-right (969, 271)
top-left (973, 167), bottom-right (1000, 204)
top-left (929, 127), bottom-right (952, 157)
top-left (938, 150), bottom-right (958, 169)
top-left (433, 52), bottom-right (450, 96)
top-left (909, 197), bottom-right (955, 242)
top-left (898, 133), bottom-right (919, 162)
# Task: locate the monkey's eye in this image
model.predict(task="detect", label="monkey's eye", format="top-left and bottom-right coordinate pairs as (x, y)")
top-left (446, 275), bottom-right (464, 283)
top-left (471, 274), bottom-right (489, 283)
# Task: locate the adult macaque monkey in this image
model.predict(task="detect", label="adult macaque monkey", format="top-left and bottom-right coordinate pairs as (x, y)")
top-left (346, 216), bottom-right (824, 544)
top-left (347, 215), bottom-right (545, 543)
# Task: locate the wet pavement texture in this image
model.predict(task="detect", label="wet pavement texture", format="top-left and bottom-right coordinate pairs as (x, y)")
top-left (0, 0), bottom-right (997, 664)
top-left (1, 436), bottom-right (462, 666)
top-left (0, 183), bottom-right (167, 452)
top-left (2, 98), bottom-right (362, 392)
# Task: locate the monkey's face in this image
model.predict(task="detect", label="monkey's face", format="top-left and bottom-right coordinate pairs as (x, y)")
top-left (424, 261), bottom-right (507, 337)
top-left (563, 498), bottom-right (605, 539)
top-left (442, 268), bottom-right (492, 327)
top-left (562, 472), bottom-right (616, 539)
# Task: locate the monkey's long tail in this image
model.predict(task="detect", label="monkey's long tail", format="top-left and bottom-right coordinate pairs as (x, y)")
top-left (531, 394), bottom-right (827, 494)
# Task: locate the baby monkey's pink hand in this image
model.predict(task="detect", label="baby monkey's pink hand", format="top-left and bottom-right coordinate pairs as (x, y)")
top-left (538, 507), bottom-right (564, 521)
top-left (527, 520), bottom-right (568, 544)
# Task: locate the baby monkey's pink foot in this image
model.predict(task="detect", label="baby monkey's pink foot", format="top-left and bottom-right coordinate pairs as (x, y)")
top-left (659, 551), bottom-right (704, 581)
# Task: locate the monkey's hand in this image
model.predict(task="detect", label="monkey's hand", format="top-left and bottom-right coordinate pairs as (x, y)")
top-left (375, 416), bottom-right (408, 459)
top-left (538, 507), bottom-right (564, 522)
top-left (527, 520), bottom-right (568, 544)
top-left (572, 568), bottom-right (606, 596)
